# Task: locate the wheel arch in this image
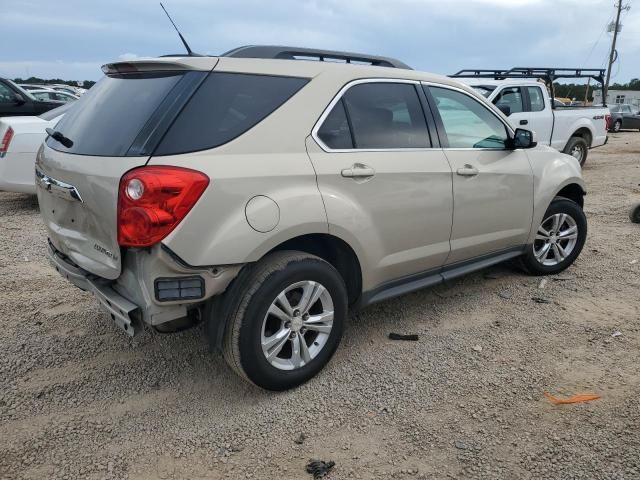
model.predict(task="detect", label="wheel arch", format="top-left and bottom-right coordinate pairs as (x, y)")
top-left (565, 126), bottom-right (593, 149)
top-left (555, 182), bottom-right (585, 208)
top-left (266, 233), bottom-right (363, 306)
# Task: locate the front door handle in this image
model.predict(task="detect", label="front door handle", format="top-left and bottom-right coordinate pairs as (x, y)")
top-left (520, 119), bottom-right (529, 125)
top-left (456, 164), bottom-right (479, 177)
top-left (341, 163), bottom-right (376, 179)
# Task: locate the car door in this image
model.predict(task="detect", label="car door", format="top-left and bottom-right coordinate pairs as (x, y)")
top-left (0, 82), bottom-right (33, 116)
top-left (425, 84), bottom-right (533, 264)
top-left (522, 85), bottom-right (553, 143)
top-left (306, 80), bottom-right (453, 291)
top-left (623, 105), bottom-right (640, 129)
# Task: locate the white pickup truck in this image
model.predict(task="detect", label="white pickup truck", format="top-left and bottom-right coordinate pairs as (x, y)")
top-left (452, 69), bottom-right (610, 166)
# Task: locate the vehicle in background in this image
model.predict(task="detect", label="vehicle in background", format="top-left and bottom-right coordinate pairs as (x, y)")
top-left (0, 78), bottom-right (64, 116)
top-left (30, 89), bottom-right (79, 103)
top-left (0, 103), bottom-right (72, 194)
top-left (19, 84), bottom-right (87, 96)
top-left (19, 84), bottom-right (55, 92)
top-left (608, 104), bottom-right (640, 132)
top-left (37, 47), bottom-right (587, 390)
top-left (452, 68), bottom-right (609, 166)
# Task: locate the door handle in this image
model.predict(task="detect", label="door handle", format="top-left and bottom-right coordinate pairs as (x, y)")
top-left (520, 120), bottom-right (529, 125)
top-left (456, 164), bottom-right (479, 177)
top-left (341, 163), bottom-right (376, 179)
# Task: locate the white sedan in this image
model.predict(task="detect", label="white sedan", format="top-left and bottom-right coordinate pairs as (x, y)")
top-left (0, 103), bottom-right (72, 194)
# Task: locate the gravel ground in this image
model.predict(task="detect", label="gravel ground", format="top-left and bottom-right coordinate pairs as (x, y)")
top-left (1, 133), bottom-right (639, 480)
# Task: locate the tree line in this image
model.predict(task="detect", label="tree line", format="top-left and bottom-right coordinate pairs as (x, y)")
top-left (553, 78), bottom-right (640, 101)
top-left (12, 77), bottom-right (96, 89)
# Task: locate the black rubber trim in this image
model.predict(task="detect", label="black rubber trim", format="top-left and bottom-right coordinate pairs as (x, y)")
top-left (359, 246), bottom-right (525, 307)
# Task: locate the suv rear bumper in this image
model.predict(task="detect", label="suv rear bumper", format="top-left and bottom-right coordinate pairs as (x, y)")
top-left (47, 242), bottom-right (243, 335)
top-left (48, 243), bottom-right (142, 336)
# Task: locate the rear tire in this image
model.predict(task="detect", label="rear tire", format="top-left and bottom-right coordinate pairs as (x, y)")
top-left (630, 203), bottom-right (640, 224)
top-left (563, 137), bottom-right (589, 166)
top-left (612, 120), bottom-right (622, 132)
top-left (520, 197), bottom-right (587, 276)
top-left (219, 251), bottom-right (347, 391)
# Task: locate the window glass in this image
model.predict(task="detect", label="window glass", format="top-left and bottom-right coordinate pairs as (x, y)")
top-left (527, 87), bottom-right (545, 112)
top-left (623, 105), bottom-right (632, 113)
top-left (0, 84), bottom-right (16, 104)
top-left (156, 73), bottom-right (308, 155)
top-left (48, 71), bottom-right (194, 156)
top-left (429, 86), bottom-right (509, 149)
top-left (494, 86), bottom-right (524, 114)
top-left (341, 83), bottom-right (429, 149)
top-left (317, 99), bottom-right (353, 149)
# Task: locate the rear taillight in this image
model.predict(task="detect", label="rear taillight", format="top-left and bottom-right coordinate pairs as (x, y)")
top-left (117, 166), bottom-right (209, 247)
top-left (0, 127), bottom-right (14, 157)
top-left (605, 114), bottom-right (612, 131)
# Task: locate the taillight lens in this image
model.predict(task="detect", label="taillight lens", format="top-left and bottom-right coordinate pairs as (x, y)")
top-left (117, 166), bottom-right (209, 247)
top-left (605, 114), bottom-right (612, 131)
top-left (0, 127), bottom-right (14, 157)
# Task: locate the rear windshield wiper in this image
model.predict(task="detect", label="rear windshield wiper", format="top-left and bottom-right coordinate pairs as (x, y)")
top-left (45, 128), bottom-right (74, 148)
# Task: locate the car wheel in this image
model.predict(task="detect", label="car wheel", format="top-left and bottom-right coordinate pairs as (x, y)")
top-left (219, 251), bottom-right (347, 391)
top-left (520, 197), bottom-right (587, 276)
top-left (563, 137), bottom-right (589, 166)
top-left (613, 120), bottom-right (622, 132)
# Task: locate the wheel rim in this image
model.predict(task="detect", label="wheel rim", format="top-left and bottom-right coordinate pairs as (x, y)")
top-left (614, 122), bottom-right (621, 132)
top-left (570, 144), bottom-right (584, 162)
top-left (261, 280), bottom-right (334, 371)
top-left (533, 213), bottom-right (579, 266)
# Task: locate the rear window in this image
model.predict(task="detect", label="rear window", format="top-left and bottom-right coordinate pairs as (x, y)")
top-left (39, 103), bottom-right (74, 121)
top-left (46, 71), bottom-right (307, 157)
top-left (154, 73), bottom-right (309, 156)
top-left (47, 71), bottom-right (206, 156)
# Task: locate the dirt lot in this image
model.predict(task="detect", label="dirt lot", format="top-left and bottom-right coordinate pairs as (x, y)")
top-left (1, 133), bottom-right (639, 480)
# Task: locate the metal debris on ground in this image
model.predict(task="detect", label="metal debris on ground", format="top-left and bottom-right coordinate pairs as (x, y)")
top-left (472, 344), bottom-right (483, 352)
top-left (532, 297), bottom-right (552, 304)
top-left (544, 392), bottom-right (601, 405)
top-left (388, 333), bottom-right (419, 341)
top-left (306, 460), bottom-right (335, 479)
top-left (612, 331), bottom-right (623, 338)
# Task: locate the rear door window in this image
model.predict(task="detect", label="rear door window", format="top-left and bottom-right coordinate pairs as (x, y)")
top-left (526, 87), bottom-right (545, 112)
top-left (317, 99), bottom-right (354, 149)
top-left (154, 73), bottom-right (309, 155)
top-left (340, 82), bottom-right (430, 149)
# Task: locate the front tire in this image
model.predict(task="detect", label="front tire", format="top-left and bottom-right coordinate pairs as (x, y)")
top-left (520, 197), bottom-right (587, 276)
top-left (563, 136), bottom-right (589, 166)
top-left (220, 251), bottom-right (347, 391)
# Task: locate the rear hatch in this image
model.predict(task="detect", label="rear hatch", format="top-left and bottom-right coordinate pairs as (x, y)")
top-left (36, 59), bottom-right (216, 279)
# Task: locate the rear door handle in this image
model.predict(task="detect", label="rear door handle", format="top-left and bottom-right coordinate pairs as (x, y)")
top-left (520, 119), bottom-right (529, 125)
top-left (456, 164), bottom-right (479, 177)
top-left (341, 163), bottom-right (376, 179)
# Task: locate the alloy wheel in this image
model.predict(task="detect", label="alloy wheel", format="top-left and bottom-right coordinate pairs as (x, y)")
top-left (261, 281), bottom-right (334, 371)
top-left (570, 144), bottom-right (584, 162)
top-left (533, 213), bottom-right (579, 266)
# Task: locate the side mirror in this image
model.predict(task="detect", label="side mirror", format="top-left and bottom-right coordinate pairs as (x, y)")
top-left (511, 128), bottom-right (537, 149)
top-left (14, 93), bottom-right (26, 105)
top-left (497, 104), bottom-right (511, 116)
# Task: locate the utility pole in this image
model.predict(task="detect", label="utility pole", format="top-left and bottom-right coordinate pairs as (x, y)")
top-left (604, 1), bottom-right (629, 103)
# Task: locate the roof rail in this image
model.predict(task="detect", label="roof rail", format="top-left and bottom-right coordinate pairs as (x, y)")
top-left (450, 67), bottom-right (606, 84)
top-left (221, 45), bottom-right (412, 70)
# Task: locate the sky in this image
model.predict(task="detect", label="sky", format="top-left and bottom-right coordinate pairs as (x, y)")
top-left (1, 0), bottom-right (639, 84)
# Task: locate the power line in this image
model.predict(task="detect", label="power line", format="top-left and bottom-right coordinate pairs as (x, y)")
top-left (604, 1), bottom-right (631, 100)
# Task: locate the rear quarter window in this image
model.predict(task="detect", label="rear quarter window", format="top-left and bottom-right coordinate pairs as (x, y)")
top-left (154, 73), bottom-right (309, 156)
